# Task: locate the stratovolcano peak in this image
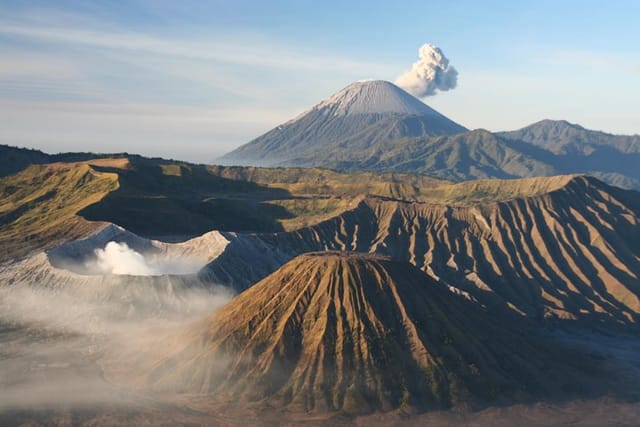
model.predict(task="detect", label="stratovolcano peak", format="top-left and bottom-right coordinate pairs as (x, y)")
top-left (314, 79), bottom-right (442, 117)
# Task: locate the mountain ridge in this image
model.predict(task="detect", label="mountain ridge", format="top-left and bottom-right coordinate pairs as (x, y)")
top-left (292, 120), bottom-right (640, 190)
top-left (499, 119), bottom-right (640, 155)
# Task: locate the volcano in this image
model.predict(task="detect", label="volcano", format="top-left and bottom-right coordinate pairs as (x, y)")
top-left (217, 80), bottom-right (466, 167)
top-left (137, 252), bottom-right (592, 413)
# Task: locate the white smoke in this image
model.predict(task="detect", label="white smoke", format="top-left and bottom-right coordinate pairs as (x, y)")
top-left (94, 241), bottom-right (153, 275)
top-left (90, 241), bottom-right (201, 276)
top-left (395, 44), bottom-right (458, 97)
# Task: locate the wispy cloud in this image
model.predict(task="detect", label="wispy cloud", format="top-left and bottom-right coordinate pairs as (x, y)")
top-left (0, 8), bottom-right (398, 160)
top-left (0, 23), bottom-right (392, 75)
top-left (536, 49), bottom-right (640, 76)
top-left (0, 53), bottom-right (80, 79)
top-left (0, 52), bottom-right (115, 103)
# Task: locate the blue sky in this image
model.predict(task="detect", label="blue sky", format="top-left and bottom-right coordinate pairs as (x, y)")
top-left (0, 0), bottom-right (638, 161)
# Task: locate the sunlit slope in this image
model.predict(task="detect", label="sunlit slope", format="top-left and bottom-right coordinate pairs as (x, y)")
top-left (134, 253), bottom-right (594, 413)
top-left (0, 160), bottom-right (122, 262)
top-left (204, 175), bottom-right (640, 325)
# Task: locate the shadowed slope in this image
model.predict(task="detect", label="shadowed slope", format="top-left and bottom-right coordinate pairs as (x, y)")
top-left (136, 253), bottom-right (594, 413)
top-left (78, 158), bottom-right (451, 238)
top-left (0, 145), bottom-right (51, 178)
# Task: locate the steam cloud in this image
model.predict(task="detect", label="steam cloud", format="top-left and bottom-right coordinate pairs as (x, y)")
top-left (395, 43), bottom-right (458, 97)
top-left (90, 241), bottom-right (201, 276)
top-left (94, 241), bottom-right (154, 275)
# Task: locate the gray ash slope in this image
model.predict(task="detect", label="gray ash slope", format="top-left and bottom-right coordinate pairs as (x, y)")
top-left (217, 80), bottom-right (467, 167)
top-left (218, 81), bottom-right (640, 190)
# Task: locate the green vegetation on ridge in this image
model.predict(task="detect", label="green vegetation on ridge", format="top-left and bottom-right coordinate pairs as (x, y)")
top-left (0, 160), bottom-right (120, 262)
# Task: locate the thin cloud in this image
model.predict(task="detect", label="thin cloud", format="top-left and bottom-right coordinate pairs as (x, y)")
top-left (0, 54), bottom-right (80, 79)
top-left (537, 49), bottom-right (640, 76)
top-left (0, 8), bottom-right (397, 161)
top-left (0, 23), bottom-right (393, 75)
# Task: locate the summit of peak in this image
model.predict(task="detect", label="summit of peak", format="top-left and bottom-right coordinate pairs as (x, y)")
top-left (315, 79), bottom-right (440, 117)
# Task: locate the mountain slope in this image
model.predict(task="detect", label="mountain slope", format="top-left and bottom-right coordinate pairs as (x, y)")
top-left (318, 129), bottom-right (557, 180)
top-left (0, 159), bottom-right (122, 262)
top-left (314, 79), bottom-right (441, 116)
top-left (498, 120), bottom-right (640, 189)
top-left (132, 252), bottom-right (594, 413)
top-left (499, 119), bottom-right (640, 155)
top-left (202, 175), bottom-right (640, 326)
top-left (217, 80), bottom-right (466, 166)
top-left (298, 121), bottom-right (640, 189)
top-left (218, 83), bottom-right (640, 190)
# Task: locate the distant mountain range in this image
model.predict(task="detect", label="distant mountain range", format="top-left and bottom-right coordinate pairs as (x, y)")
top-left (218, 80), bottom-right (640, 190)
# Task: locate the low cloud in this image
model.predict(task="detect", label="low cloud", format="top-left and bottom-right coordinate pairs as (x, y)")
top-left (395, 43), bottom-right (458, 97)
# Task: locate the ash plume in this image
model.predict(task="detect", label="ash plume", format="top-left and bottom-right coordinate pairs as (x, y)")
top-left (395, 43), bottom-right (458, 97)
